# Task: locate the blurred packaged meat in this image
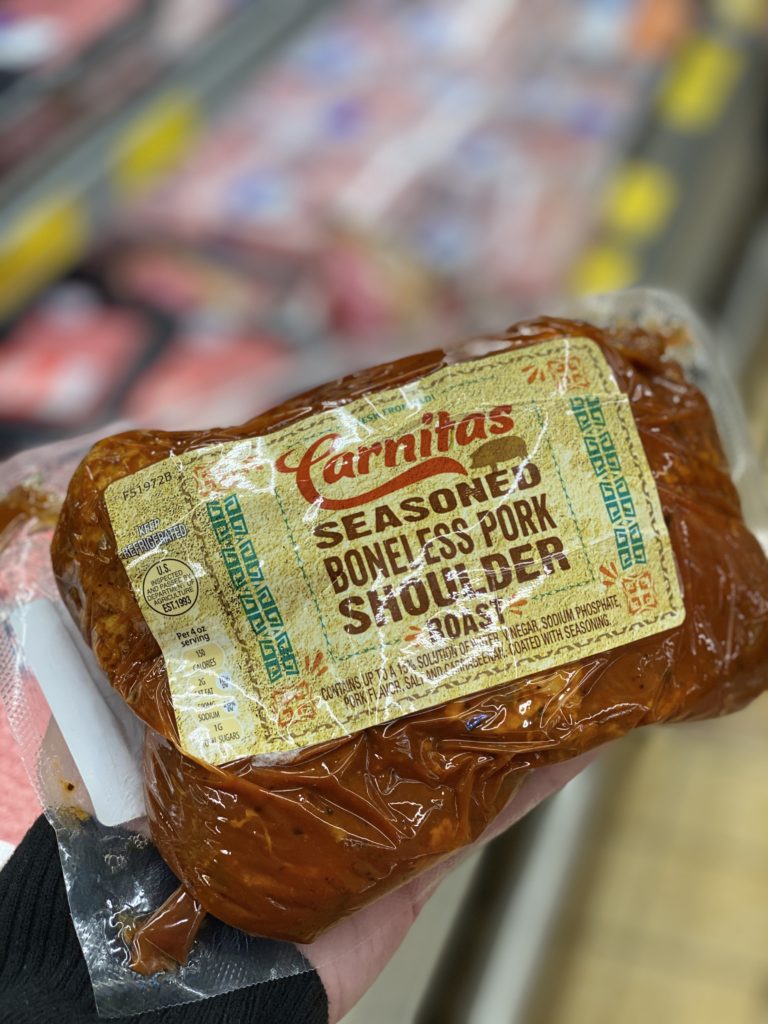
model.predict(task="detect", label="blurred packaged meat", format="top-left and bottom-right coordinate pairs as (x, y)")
top-left (0, 0), bottom-right (703, 454)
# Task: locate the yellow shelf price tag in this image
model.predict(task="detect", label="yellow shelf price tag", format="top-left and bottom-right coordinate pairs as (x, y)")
top-left (0, 196), bottom-right (88, 318)
top-left (604, 162), bottom-right (678, 241)
top-left (112, 91), bottom-right (200, 198)
top-left (658, 35), bottom-right (744, 132)
top-left (569, 243), bottom-right (640, 297)
top-left (711, 0), bottom-right (767, 30)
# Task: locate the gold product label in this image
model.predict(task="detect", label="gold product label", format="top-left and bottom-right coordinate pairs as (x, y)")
top-left (105, 338), bottom-right (685, 765)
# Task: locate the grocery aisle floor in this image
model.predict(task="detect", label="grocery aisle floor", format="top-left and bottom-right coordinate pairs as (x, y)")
top-left (528, 703), bottom-right (768, 1024)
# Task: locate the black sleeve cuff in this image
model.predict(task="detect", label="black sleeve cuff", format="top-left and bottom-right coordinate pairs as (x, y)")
top-left (0, 816), bottom-right (328, 1024)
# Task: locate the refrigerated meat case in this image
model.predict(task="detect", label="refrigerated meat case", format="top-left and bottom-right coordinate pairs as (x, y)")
top-left (1, 1), bottom-right (767, 449)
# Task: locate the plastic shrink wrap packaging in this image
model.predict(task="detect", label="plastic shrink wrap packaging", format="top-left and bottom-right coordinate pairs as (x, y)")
top-left (2, 290), bottom-right (768, 1013)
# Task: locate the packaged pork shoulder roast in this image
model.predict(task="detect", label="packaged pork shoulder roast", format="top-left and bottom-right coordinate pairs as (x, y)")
top-left (2, 290), bottom-right (768, 1015)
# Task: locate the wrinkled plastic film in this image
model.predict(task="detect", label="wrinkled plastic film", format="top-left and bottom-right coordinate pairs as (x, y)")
top-left (51, 289), bottom-right (768, 945)
top-left (0, 440), bottom-right (313, 1017)
top-left (56, 812), bottom-right (312, 1016)
top-left (1, 290), bottom-right (767, 1017)
top-left (574, 288), bottom-right (768, 546)
top-left (0, 437), bottom-right (102, 831)
top-left (100, 331), bottom-right (686, 768)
